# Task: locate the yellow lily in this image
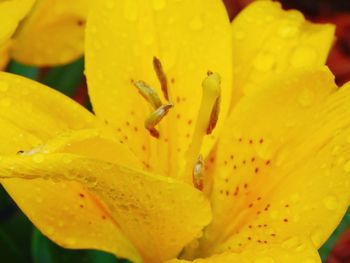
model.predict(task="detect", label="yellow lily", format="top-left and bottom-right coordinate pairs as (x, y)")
top-left (0, 0), bottom-right (89, 69)
top-left (0, 1), bottom-right (349, 263)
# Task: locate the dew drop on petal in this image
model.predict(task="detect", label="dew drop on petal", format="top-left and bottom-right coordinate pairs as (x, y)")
top-left (0, 97), bottom-right (11, 107)
top-left (253, 52), bottom-right (275, 71)
top-left (290, 46), bottom-right (317, 68)
top-left (58, 220), bottom-right (65, 227)
top-left (233, 29), bottom-right (246, 40)
top-left (65, 238), bottom-right (77, 246)
top-left (282, 237), bottom-right (301, 249)
top-left (142, 31), bottom-right (155, 45)
top-left (105, 0), bottom-right (115, 9)
top-left (0, 81), bottom-right (9, 92)
top-left (297, 88), bottom-right (314, 107)
top-left (278, 23), bottom-right (299, 38)
top-left (32, 154), bottom-right (44, 163)
top-left (189, 15), bottom-right (203, 31)
top-left (152, 0), bottom-right (166, 11)
top-left (46, 226), bottom-right (55, 235)
top-left (123, 0), bottom-right (139, 22)
top-left (323, 195), bottom-right (338, 210)
top-left (344, 160), bottom-right (350, 173)
top-left (310, 227), bottom-right (323, 247)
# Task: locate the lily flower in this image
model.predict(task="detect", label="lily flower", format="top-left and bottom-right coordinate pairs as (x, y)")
top-left (0, 0), bottom-right (89, 69)
top-left (0, 1), bottom-right (349, 263)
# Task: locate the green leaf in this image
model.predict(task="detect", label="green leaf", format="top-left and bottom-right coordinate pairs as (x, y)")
top-left (319, 206), bottom-right (350, 261)
top-left (31, 229), bottom-right (131, 263)
top-left (7, 61), bottom-right (39, 80)
top-left (0, 186), bottom-right (34, 263)
top-left (42, 58), bottom-right (84, 97)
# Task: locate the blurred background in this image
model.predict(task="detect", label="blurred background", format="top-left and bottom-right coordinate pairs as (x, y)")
top-left (1, 0), bottom-right (350, 262)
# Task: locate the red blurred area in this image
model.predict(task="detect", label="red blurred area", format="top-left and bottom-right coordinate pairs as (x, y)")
top-left (326, 229), bottom-right (350, 263)
top-left (321, 14), bottom-right (350, 86)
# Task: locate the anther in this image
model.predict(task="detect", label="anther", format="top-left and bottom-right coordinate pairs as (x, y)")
top-left (153, 56), bottom-right (169, 101)
top-left (145, 103), bottom-right (173, 138)
top-left (202, 72), bottom-right (221, 134)
top-left (193, 155), bottom-right (204, 190)
top-left (134, 80), bottom-right (162, 109)
top-left (207, 96), bottom-right (220, 134)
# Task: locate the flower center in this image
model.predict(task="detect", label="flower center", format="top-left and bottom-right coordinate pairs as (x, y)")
top-left (134, 58), bottom-right (221, 189)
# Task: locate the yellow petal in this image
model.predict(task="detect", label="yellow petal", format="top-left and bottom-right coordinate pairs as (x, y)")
top-left (11, 0), bottom-right (89, 66)
top-left (3, 129), bottom-right (147, 263)
top-left (85, 0), bottom-right (232, 181)
top-left (167, 239), bottom-right (320, 263)
top-left (200, 68), bottom-right (350, 255)
top-left (0, 71), bottom-right (96, 144)
top-left (3, 179), bottom-right (141, 262)
top-left (0, 151), bottom-right (212, 263)
top-left (0, 40), bottom-right (11, 70)
top-left (231, 0), bottom-right (335, 102)
top-left (0, 73), bottom-right (141, 261)
top-left (0, 0), bottom-right (35, 44)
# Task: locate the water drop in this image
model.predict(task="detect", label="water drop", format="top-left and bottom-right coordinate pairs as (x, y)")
top-left (142, 31), bottom-right (155, 45)
top-left (323, 195), bottom-right (338, 210)
top-left (65, 238), bottom-right (77, 246)
top-left (290, 193), bottom-right (300, 204)
top-left (332, 145), bottom-right (340, 156)
top-left (297, 88), bottom-right (314, 107)
top-left (344, 160), bottom-right (350, 173)
top-left (290, 46), bottom-right (317, 68)
top-left (123, 0), bottom-right (139, 22)
top-left (46, 226), bottom-right (55, 235)
top-left (233, 29), bottom-right (246, 40)
top-left (85, 176), bottom-right (98, 187)
top-left (278, 23), bottom-right (299, 38)
top-left (0, 97), bottom-right (11, 107)
top-left (0, 81), bottom-right (9, 92)
top-left (310, 227), bottom-right (323, 247)
top-left (152, 0), bottom-right (166, 11)
top-left (255, 138), bottom-right (273, 159)
top-left (189, 15), bottom-right (203, 31)
top-left (62, 156), bottom-right (72, 164)
top-left (32, 154), bottom-right (44, 163)
top-left (253, 52), bottom-right (275, 71)
top-left (282, 237), bottom-right (300, 249)
top-left (105, 0), bottom-right (115, 9)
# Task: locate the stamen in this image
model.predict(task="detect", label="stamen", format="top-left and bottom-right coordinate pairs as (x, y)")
top-left (193, 155), bottom-right (204, 190)
top-left (134, 80), bottom-right (162, 109)
top-left (207, 96), bottom-right (220, 134)
top-left (153, 57), bottom-right (169, 101)
top-left (183, 72), bottom-right (221, 181)
top-left (145, 103), bottom-right (173, 138)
